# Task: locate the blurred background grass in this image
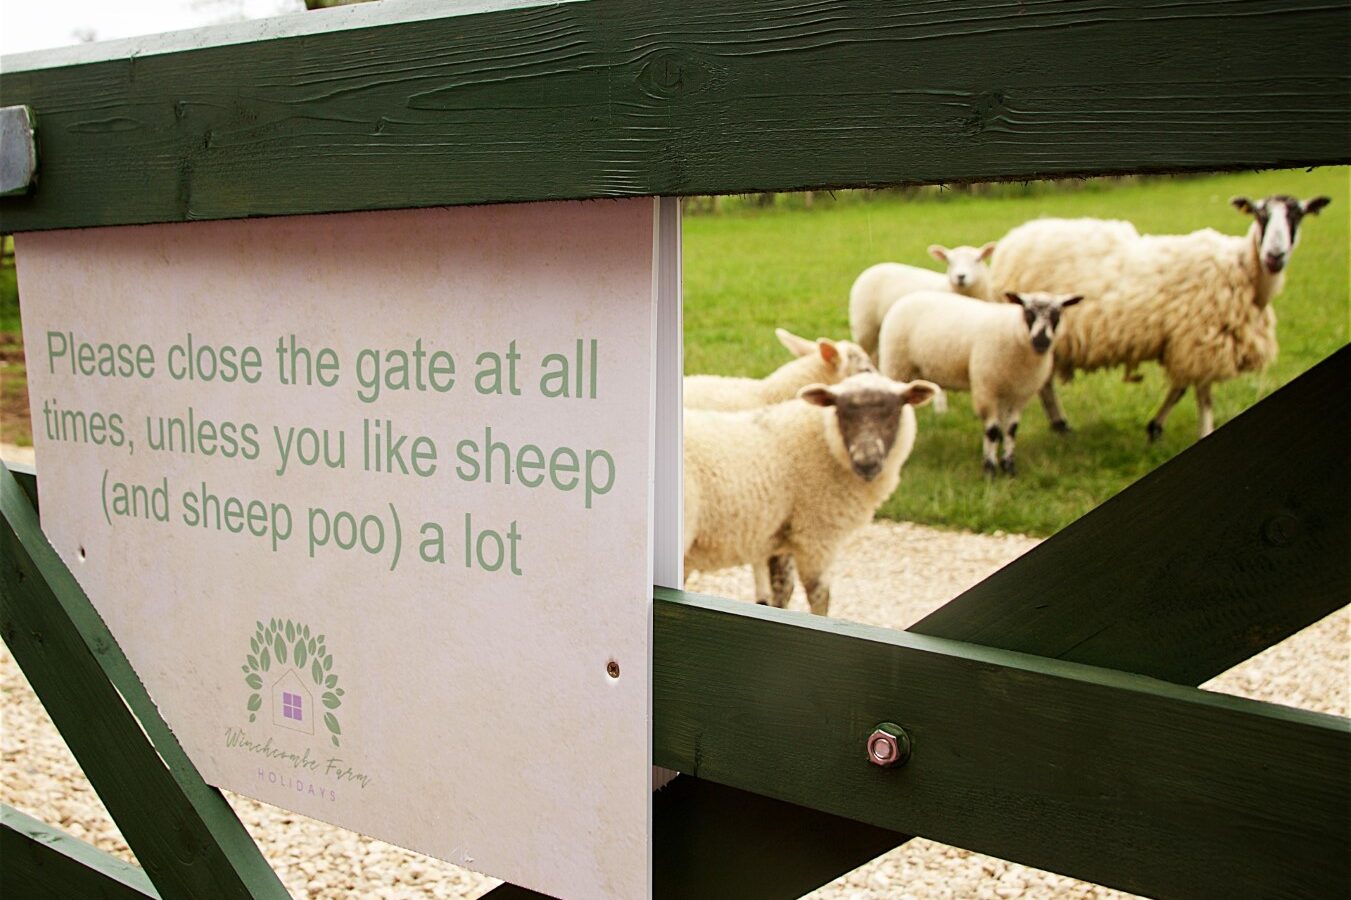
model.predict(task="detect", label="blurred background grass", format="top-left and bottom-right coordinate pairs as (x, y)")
top-left (682, 169), bottom-right (1349, 535)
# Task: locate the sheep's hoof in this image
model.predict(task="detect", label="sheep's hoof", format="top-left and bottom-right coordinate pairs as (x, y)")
top-left (755, 599), bottom-right (769, 605)
top-left (982, 459), bottom-right (998, 478)
top-left (1000, 458), bottom-right (1017, 477)
top-left (1050, 419), bottom-right (1072, 434)
top-left (1147, 421), bottom-right (1164, 442)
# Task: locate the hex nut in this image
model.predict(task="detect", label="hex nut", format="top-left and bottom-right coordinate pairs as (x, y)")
top-left (867, 723), bottom-right (912, 768)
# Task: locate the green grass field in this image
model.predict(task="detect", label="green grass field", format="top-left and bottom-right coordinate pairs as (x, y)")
top-left (684, 169), bottom-right (1350, 536)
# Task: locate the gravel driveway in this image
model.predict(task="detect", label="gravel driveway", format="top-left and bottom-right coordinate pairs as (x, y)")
top-left (3, 441), bottom-right (1346, 898)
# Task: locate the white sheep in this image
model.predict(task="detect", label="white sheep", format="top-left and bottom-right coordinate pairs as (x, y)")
top-left (990, 194), bottom-right (1331, 439)
top-left (848, 242), bottom-right (997, 359)
top-left (683, 328), bottom-right (874, 411)
top-left (878, 290), bottom-right (1082, 475)
top-left (684, 373), bottom-right (938, 615)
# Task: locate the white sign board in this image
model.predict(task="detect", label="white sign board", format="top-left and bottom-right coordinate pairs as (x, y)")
top-left (18, 198), bottom-right (677, 899)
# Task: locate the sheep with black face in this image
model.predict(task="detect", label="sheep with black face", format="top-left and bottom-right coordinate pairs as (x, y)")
top-left (683, 373), bottom-right (937, 615)
top-left (878, 290), bottom-right (1083, 476)
top-left (990, 195), bottom-right (1331, 440)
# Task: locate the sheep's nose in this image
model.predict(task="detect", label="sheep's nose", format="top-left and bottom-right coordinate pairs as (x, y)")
top-left (1031, 335), bottom-right (1052, 354)
top-left (854, 460), bottom-right (882, 481)
top-left (954, 275), bottom-right (968, 286)
top-left (1264, 253), bottom-right (1287, 273)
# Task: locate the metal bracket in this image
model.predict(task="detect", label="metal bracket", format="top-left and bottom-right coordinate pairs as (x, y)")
top-left (0, 105), bottom-right (37, 197)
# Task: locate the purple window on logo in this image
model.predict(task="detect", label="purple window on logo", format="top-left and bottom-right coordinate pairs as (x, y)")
top-left (283, 692), bottom-right (303, 721)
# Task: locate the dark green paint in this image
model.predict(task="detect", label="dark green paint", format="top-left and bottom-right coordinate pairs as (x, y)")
top-left (1, 0), bottom-right (1348, 232)
top-left (9, 461), bottom-right (36, 511)
top-left (653, 589), bottom-right (1350, 899)
top-left (1, 803), bottom-right (159, 900)
top-left (0, 463), bottom-right (290, 900)
top-left (914, 346), bottom-right (1351, 683)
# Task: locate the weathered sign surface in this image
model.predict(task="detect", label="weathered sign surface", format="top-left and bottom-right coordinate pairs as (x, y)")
top-left (18, 198), bottom-right (668, 898)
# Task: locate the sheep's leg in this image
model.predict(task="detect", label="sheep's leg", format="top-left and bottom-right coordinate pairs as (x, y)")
top-left (768, 554), bottom-right (796, 608)
top-left (1039, 377), bottom-right (1071, 433)
top-left (999, 413), bottom-right (1019, 477)
top-left (794, 551), bottom-right (833, 616)
top-left (982, 419), bottom-right (1002, 477)
top-left (1195, 383), bottom-right (1215, 438)
top-left (752, 560), bottom-right (773, 605)
top-left (1147, 385), bottom-right (1188, 441)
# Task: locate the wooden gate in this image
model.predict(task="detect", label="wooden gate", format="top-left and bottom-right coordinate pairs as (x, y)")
top-left (2, 2), bottom-right (1348, 897)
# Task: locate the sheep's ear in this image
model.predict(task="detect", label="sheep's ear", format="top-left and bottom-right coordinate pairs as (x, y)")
top-left (1004, 291), bottom-right (1025, 305)
top-left (798, 384), bottom-right (837, 407)
top-left (901, 381), bottom-right (939, 408)
top-left (776, 328), bottom-right (816, 358)
top-left (978, 241), bottom-right (997, 261)
top-left (817, 339), bottom-right (841, 367)
top-left (1231, 196), bottom-right (1256, 214)
top-left (928, 244), bottom-right (949, 262)
top-left (1303, 196), bottom-right (1331, 215)
top-left (1059, 295), bottom-right (1084, 308)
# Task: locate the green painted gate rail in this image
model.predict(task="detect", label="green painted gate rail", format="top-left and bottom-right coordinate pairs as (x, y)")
top-left (2, 2), bottom-right (1349, 898)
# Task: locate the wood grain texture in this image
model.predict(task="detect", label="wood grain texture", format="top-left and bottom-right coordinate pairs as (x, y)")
top-left (2, 0), bottom-right (1348, 231)
top-left (914, 345), bottom-right (1351, 684)
top-left (0, 463), bottom-right (289, 900)
top-left (1, 803), bottom-right (160, 900)
top-left (653, 588), bottom-right (1351, 900)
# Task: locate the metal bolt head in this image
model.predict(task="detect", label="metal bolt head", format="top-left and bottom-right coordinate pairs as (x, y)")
top-left (867, 723), bottom-right (911, 768)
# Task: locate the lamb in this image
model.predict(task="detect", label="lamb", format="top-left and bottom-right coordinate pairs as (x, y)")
top-left (684, 328), bottom-right (876, 603)
top-left (684, 373), bottom-right (938, 615)
top-left (878, 290), bottom-right (1082, 476)
top-left (849, 242), bottom-right (997, 359)
top-left (990, 194), bottom-right (1331, 440)
top-left (683, 327), bottom-right (874, 411)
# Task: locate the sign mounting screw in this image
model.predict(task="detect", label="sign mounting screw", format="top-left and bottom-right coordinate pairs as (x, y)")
top-left (867, 723), bottom-right (911, 768)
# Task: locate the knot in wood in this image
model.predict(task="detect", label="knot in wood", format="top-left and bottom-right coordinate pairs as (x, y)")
top-left (637, 50), bottom-right (714, 100)
top-left (1261, 512), bottom-right (1302, 547)
top-left (966, 90), bottom-right (1010, 135)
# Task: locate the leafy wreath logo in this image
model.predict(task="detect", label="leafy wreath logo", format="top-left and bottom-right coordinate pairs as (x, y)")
top-left (241, 618), bottom-right (344, 748)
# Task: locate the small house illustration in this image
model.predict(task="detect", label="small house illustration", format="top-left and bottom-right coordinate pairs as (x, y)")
top-left (271, 669), bottom-right (314, 735)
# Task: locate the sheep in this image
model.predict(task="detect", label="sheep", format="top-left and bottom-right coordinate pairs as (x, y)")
top-left (683, 328), bottom-right (875, 411)
top-left (990, 194), bottom-right (1332, 440)
top-left (848, 242), bottom-right (997, 360)
top-left (878, 290), bottom-right (1082, 476)
top-left (684, 328), bottom-right (876, 602)
top-left (683, 372), bottom-right (938, 615)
